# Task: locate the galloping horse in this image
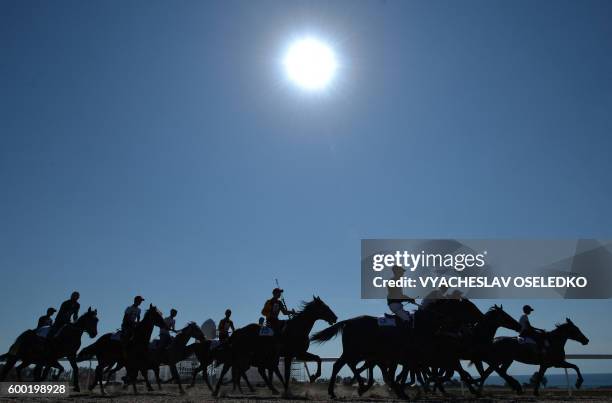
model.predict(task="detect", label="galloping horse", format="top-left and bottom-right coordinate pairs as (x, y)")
top-left (479, 318), bottom-right (589, 395)
top-left (313, 298), bottom-right (484, 399)
top-left (0, 308), bottom-right (99, 392)
top-left (213, 296), bottom-right (337, 396)
top-left (77, 304), bottom-right (167, 394)
top-left (108, 322), bottom-right (206, 393)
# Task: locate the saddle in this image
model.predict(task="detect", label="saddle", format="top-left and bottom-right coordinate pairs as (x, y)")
top-left (378, 314), bottom-right (398, 327)
top-left (259, 326), bottom-right (274, 336)
top-left (35, 326), bottom-right (52, 338)
top-left (517, 336), bottom-right (537, 345)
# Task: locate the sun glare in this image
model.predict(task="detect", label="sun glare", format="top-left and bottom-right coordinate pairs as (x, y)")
top-left (283, 38), bottom-right (337, 91)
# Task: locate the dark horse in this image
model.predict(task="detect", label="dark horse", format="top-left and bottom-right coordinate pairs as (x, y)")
top-left (187, 339), bottom-right (246, 391)
top-left (478, 318), bottom-right (589, 395)
top-left (213, 296), bottom-right (337, 396)
top-left (107, 322), bottom-right (206, 394)
top-left (390, 304), bottom-right (520, 395)
top-left (0, 307), bottom-right (99, 391)
top-left (311, 298), bottom-right (484, 399)
top-left (77, 304), bottom-right (167, 394)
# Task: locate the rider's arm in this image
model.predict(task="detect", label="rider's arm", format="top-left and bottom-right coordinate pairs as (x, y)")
top-left (72, 304), bottom-right (80, 322)
top-left (230, 321), bottom-right (235, 332)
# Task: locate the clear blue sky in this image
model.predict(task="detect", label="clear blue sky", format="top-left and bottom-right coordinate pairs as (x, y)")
top-left (2, 0), bottom-right (612, 376)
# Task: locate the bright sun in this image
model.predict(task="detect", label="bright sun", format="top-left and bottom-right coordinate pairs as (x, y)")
top-left (283, 38), bottom-right (337, 91)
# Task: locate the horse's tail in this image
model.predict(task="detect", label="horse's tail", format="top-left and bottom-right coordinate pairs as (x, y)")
top-left (310, 320), bottom-right (348, 344)
top-left (77, 340), bottom-right (100, 362)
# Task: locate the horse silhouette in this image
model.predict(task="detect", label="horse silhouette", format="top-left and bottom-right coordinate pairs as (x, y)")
top-left (0, 307), bottom-right (98, 392)
top-left (478, 318), bottom-right (589, 395)
top-left (77, 304), bottom-right (167, 394)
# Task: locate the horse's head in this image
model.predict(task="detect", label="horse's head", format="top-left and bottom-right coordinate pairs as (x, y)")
top-left (77, 307), bottom-right (99, 338)
top-left (184, 321), bottom-right (206, 342)
top-left (487, 304), bottom-right (521, 332)
top-left (303, 296), bottom-right (337, 325)
top-left (560, 318), bottom-right (589, 346)
top-left (144, 304), bottom-right (168, 330)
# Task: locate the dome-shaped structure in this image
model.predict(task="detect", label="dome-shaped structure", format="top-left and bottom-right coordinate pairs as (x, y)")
top-left (201, 318), bottom-right (217, 340)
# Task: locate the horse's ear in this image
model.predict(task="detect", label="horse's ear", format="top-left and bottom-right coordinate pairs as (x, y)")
top-left (94, 309), bottom-right (97, 314)
top-left (88, 307), bottom-right (91, 312)
top-left (150, 303), bottom-right (153, 309)
top-left (566, 317), bottom-right (573, 324)
top-left (500, 304), bottom-right (503, 309)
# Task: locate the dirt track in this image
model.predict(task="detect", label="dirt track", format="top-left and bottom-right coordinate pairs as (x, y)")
top-left (1, 384), bottom-right (611, 403)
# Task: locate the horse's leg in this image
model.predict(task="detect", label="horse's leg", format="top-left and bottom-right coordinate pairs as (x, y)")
top-left (203, 363), bottom-right (213, 391)
top-left (242, 369), bottom-right (255, 392)
top-left (347, 361), bottom-right (366, 395)
top-left (328, 354), bottom-right (347, 399)
top-left (68, 355), bottom-right (80, 392)
top-left (90, 364), bottom-right (102, 393)
top-left (33, 364), bottom-right (43, 381)
top-left (0, 356), bottom-right (18, 381)
top-left (295, 351), bottom-right (322, 383)
top-left (15, 361), bottom-right (30, 381)
top-left (455, 361), bottom-right (479, 396)
top-left (153, 366), bottom-right (162, 390)
top-left (474, 360), bottom-right (488, 393)
top-left (496, 360), bottom-right (522, 394)
top-left (283, 356), bottom-right (292, 396)
top-left (50, 361), bottom-right (64, 381)
top-left (532, 365), bottom-right (548, 396)
top-left (141, 367), bottom-right (154, 392)
top-left (257, 365), bottom-right (279, 394)
top-left (170, 364), bottom-right (184, 394)
top-left (212, 363), bottom-right (231, 397)
top-left (189, 364), bottom-right (201, 388)
top-left (555, 360), bottom-right (583, 389)
top-left (230, 363), bottom-right (243, 394)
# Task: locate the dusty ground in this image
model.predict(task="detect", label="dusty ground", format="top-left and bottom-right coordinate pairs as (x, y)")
top-left (1, 383), bottom-right (612, 402)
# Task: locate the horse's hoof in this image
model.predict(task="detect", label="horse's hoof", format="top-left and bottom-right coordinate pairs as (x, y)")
top-left (357, 386), bottom-right (366, 396)
top-left (309, 374), bottom-right (317, 383)
top-left (180, 389), bottom-right (186, 395)
top-left (212, 391), bottom-right (219, 397)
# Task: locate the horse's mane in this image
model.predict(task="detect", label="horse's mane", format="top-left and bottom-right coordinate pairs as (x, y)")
top-left (293, 298), bottom-right (321, 318)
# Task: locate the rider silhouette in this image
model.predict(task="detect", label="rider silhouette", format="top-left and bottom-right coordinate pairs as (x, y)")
top-left (262, 288), bottom-right (295, 335)
top-left (37, 308), bottom-right (56, 329)
top-left (519, 305), bottom-right (547, 353)
top-left (122, 296), bottom-right (144, 342)
top-left (50, 291), bottom-right (80, 336)
top-left (159, 308), bottom-right (177, 348)
top-left (420, 284), bottom-right (449, 309)
top-left (387, 266), bottom-right (415, 324)
top-left (218, 309), bottom-right (235, 342)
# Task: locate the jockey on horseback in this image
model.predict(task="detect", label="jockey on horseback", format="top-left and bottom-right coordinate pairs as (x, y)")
top-left (121, 296), bottom-right (144, 342)
top-left (387, 265), bottom-right (416, 324)
top-left (519, 305), bottom-right (547, 353)
top-left (261, 288), bottom-right (295, 335)
top-left (49, 291), bottom-right (80, 337)
top-left (37, 308), bottom-right (56, 329)
top-left (159, 308), bottom-right (177, 348)
top-left (218, 309), bottom-right (235, 342)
